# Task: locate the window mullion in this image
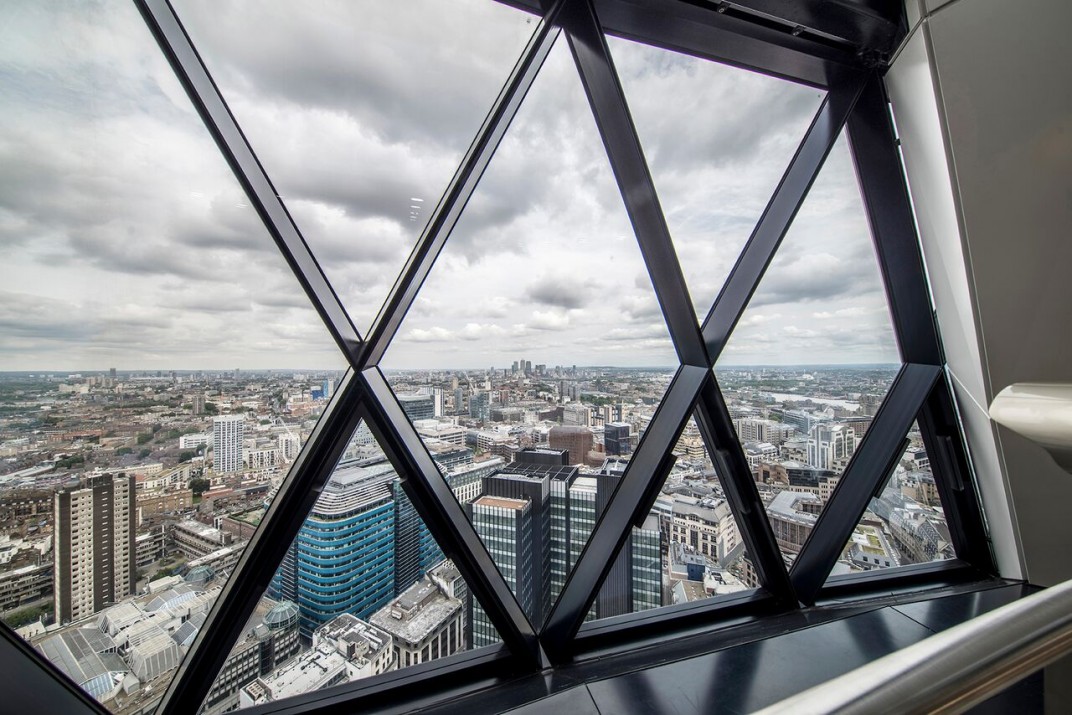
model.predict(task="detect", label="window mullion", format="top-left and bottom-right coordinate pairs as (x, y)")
top-left (563, 0), bottom-right (709, 368)
top-left (845, 73), bottom-right (943, 366)
top-left (157, 370), bottom-right (366, 715)
top-left (359, 368), bottom-right (545, 670)
top-left (359, 1), bottom-right (565, 368)
top-left (542, 364), bottom-right (706, 660)
top-left (916, 375), bottom-right (996, 572)
top-left (695, 373), bottom-right (796, 606)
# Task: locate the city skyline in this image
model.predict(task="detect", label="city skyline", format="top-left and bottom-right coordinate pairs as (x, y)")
top-left (0, 361), bottom-right (902, 376)
top-left (0, 349), bottom-right (938, 712)
top-left (2, 1), bottom-right (899, 373)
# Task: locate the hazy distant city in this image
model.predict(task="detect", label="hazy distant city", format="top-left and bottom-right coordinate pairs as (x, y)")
top-left (0, 362), bottom-right (951, 713)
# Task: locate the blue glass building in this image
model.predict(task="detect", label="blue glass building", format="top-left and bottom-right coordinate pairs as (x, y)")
top-left (270, 460), bottom-right (401, 637)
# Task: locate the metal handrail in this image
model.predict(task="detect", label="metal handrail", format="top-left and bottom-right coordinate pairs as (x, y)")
top-left (754, 578), bottom-right (1072, 714)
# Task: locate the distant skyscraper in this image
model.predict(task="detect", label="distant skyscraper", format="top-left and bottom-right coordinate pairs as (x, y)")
top-left (590, 471), bottom-right (662, 619)
top-left (630, 515), bottom-right (662, 613)
top-left (192, 394), bottom-right (206, 416)
top-left (213, 415), bottom-right (245, 474)
top-left (54, 474), bottom-right (136, 623)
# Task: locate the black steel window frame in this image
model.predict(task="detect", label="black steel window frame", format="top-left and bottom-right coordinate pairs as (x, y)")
top-left (8, 0), bottom-right (995, 712)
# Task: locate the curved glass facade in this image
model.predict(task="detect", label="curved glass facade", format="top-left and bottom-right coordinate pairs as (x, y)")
top-left (270, 461), bottom-right (399, 635)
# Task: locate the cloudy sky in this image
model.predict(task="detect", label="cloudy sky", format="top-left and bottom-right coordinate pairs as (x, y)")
top-left (0, 0), bottom-right (900, 372)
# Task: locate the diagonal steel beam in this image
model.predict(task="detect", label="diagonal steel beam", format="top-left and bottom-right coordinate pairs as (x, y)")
top-left (701, 73), bottom-right (867, 360)
top-left (137, 0), bottom-right (363, 365)
top-left (845, 73), bottom-right (942, 366)
top-left (360, 2), bottom-right (564, 368)
top-left (790, 363), bottom-right (940, 604)
top-left (694, 373), bottom-right (795, 605)
top-left (542, 364), bottom-right (707, 660)
top-left (563, 0), bottom-right (709, 368)
top-left (157, 370), bottom-right (366, 715)
top-left (360, 368), bottom-right (546, 669)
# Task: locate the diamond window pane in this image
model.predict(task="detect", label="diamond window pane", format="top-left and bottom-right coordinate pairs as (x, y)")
top-left (586, 412), bottom-right (755, 623)
top-left (607, 36), bottom-right (825, 318)
top-left (173, 0), bottom-right (539, 335)
top-left (202, 420), bottom-right (498, 712)
top-left (380, 37), bottom-right (677, 628)
top-left (0, 2), bottom-right (346, 712)
top-left (715, 134), bottom-right (901, 568)
top-left (831, 421), bottom-right (955, 578)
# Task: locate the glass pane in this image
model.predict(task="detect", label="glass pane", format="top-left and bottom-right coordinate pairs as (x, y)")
top-left (832, 421), bottom-right (954, 577)
top-left (380, 37), bottom-right (677, 629)
top-left (607, 36), bottom-right (825, 318)
top-left (587, 413), bottom-right (754, 622)
top-left (0, 2), bottom-right (345, 712)
top-left (174, 0), bottom-right (539, 336)
top-left (716, 134), bottom-right (901, 567)
top-left (203, 420), bottom-right (497, 711)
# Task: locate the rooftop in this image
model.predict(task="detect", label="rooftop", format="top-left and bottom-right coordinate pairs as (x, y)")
top-left (370, 578), bottom-right (462, 646)
top-left (473, 495), bottom-right (529, 511)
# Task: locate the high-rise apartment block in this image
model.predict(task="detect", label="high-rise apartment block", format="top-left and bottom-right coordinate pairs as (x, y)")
top-left (213, 414), bottom-right (245, 474)
top-left (53, 474), bottom-right (136, 624)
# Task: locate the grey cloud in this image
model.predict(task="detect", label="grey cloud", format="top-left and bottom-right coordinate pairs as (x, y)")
top-left (0, 291), bottom-right (173, 349)
top-left (749, 251), bottom-right (882, 307)
top-left (620, 294), bottom-right (662, 321)
top-left (164, 293), bottom-right (251, 314)
top-left (252, 289), bottom-right (317, 312)
top-left (525, 276), bottom-right (590, 310)
top-left (610, 36), bottom-right (825, 173)
top-left (602, 324), bottom-right (671, 342)
top-left (0, 1), bottom-right (888, 370)
top-left (177, 0), bottom-right (536, 152)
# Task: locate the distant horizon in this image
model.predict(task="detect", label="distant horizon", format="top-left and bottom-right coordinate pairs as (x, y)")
top-left (0, 362), bottom-right (902, 376)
